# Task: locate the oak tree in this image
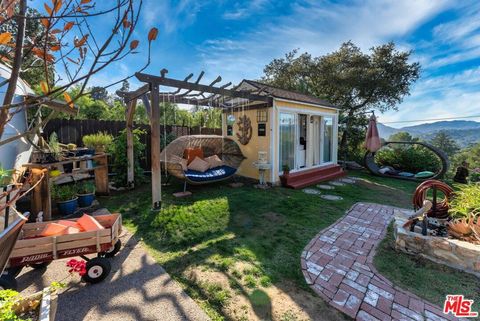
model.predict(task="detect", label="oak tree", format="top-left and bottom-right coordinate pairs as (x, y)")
top-left (262, 42), bottom-right (420, 160)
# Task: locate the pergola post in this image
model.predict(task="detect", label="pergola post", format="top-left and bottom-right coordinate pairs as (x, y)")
top-left (150, 84), bottom-right (162, 210)
top-left (126, 99), bottom-right (137, 189)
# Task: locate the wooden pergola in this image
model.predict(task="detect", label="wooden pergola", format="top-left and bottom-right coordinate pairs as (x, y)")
top-left (117, 69), bottom-right (272, 210)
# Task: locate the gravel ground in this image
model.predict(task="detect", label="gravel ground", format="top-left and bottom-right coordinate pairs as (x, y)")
top-left (17, 231), bottom-right (210, 321)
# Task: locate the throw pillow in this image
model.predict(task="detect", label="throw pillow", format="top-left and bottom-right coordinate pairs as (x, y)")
top-left (188, 156), bottom-right (210, 172)
top-left (415, 171), bottom-right (435, 178)
top-left (184, 148), bottom-right (204, 164)
top-left (204, 155), bottom-right (224, 169)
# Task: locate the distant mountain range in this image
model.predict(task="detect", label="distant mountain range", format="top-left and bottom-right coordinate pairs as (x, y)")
top-left (377, 120), bottom-right (480, 148)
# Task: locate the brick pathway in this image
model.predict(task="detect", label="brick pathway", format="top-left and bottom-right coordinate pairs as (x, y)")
top-left (301, 203), bottom-right (459, 321)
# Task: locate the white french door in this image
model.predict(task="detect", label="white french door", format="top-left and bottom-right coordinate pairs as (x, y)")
top-left (279, 112), bottom-right (296, 174)
top-left (278, 111), bottom-right (336, 175)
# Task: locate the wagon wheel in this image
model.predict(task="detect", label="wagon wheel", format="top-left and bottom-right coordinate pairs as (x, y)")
top-left (82, 257), bottom-right (111, 284)
top-left (30, 261), bottom-right (52, 269)
top-left (98, 240), bottom-right (122, 258)
top-left (0, 274), bottom-right (17, 290)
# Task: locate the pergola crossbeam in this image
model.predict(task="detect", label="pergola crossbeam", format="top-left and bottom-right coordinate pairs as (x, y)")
top-left (135, 72), bottom-right (271, 103)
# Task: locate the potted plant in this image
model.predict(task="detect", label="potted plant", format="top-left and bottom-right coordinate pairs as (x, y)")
top-left (279, 164), bottom-right (290, 187)
top-left (45, 133), bottom-right (62, 163)
top-left (82, 132), bottom-right (113, 154)
top-left (51, 184), bottom-right (78, 216)
top-left (0, 286), bottom-right (58, 321)
top-left (76, 181), bottom-right (96, 207)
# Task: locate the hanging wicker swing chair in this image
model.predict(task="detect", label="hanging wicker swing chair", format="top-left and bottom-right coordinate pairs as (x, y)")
top-left (364, 141), bottom-right (449, 181)
top-left (160, 135), bottom-right (245, 185)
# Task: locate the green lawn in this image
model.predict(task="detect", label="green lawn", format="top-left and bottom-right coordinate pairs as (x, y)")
top-left (98, 171), bottom-right (430, 321)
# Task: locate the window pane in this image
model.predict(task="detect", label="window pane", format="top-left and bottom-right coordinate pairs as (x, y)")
top-left (323, 117), bottom-right (333, 163)
top-left (279, 113), bottom-right (295, 172)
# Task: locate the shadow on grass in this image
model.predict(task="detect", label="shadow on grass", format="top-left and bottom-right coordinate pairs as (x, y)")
top-left (100, 171), bottom-right (416, 320)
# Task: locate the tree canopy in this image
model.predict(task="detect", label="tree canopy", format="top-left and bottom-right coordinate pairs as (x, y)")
top-left (389, 131), bottom-right (418, 142)
top-left (262, 42), bottom-right (421, 160)
top-left (429, 130), bottom-right (460, 157)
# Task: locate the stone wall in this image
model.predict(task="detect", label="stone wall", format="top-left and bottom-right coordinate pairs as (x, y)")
top-left (393, 211), bottom-right (480, 277)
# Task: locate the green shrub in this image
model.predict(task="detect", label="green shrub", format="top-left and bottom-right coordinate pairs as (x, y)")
top-left (82, 132), bottom-right (113, 152)
top-left (160, 132), bottom-right (176, 150)
top-left (51, 184), bottom-right (77, 202)
top-left (375, 144), bottom-right (441, 173)
top-left (0, 289), bottom-right (22, 321)
top-left (109, 129), bottom-right (146, 187)
top-left (151, 198), bottom-right (230, 244)
top-left (76, 181), bottom-right (95, 194)
top-left (449, 184), bottom-right (480, 220)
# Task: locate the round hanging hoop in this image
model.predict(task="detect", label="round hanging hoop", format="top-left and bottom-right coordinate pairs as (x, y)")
top-left (364, 141), bottom-right (449, 181)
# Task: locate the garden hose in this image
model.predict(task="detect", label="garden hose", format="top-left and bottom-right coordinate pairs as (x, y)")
top-left (412, 180), bottom-right (453, 218)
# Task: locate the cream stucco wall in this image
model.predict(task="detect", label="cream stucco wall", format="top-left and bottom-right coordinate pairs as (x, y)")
top-left (222, 108), bottom-right (271, 180)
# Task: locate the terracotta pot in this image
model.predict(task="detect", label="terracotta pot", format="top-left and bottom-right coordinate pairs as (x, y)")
top-left (280, 173), bottom-right (289, 187)
top-left (94, 146), bottom-right (105, 154)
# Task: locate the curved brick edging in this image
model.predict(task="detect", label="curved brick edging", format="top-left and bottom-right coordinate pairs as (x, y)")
top-left (301, 203), bottom-right (459, 321)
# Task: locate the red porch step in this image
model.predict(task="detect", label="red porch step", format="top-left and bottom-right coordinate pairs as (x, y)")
top-left (284, 164), bottom-right (346, 189)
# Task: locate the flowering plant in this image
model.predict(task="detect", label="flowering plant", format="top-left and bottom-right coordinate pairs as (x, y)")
top-left (66, 259), bottom-right (86, 276)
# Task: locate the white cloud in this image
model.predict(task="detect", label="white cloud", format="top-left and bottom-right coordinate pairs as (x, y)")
top-left (380, 67), bottom-right (480, 127)
top-left (196, 0), bottom-right (451, 82)
top-left (222, 0), bottom-right (270, 20)
top-left (143, 0), bottom-right (205, 33)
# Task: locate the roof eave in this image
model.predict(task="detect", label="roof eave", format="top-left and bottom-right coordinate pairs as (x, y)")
top-left (272, 97), bottom-right (340, 111)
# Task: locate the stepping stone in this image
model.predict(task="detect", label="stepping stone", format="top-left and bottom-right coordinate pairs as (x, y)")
top-left (303, 188), bottom-right (321, 195)
top-left (173, 191), bottom-right (192, 198)
top-left (317, 184), bottom-right (334, 190)
top-left (321, 194), bottom-right (343, 201)
top-left (329, 181), bottom-right (345, 187)
top-left (339, 178), bottom-right (356, 184)
top-left (229, 182), bottom-right (244, 188)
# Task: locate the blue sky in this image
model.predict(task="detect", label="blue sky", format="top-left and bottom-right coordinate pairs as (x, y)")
top-left (34, 0), bottom-right (480, 127)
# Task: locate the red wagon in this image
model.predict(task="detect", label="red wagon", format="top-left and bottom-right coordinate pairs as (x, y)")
top-left (0, 213), bottom-right (122, 290)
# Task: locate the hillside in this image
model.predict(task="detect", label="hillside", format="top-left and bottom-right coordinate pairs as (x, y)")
top-left (377, 120), bottom-right (480, 147)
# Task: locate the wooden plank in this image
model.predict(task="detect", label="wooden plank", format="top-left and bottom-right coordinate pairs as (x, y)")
top-left (15, 236), bottom-right (53, 248)
top-left (30, 169), bottom-right (46, 218)
top-left (126, 100), bottom-right (137, 187)
top-left (94, 154), bottom-right (109, 195)
top-left (150, 84), bottom-right (162, 210)
top-left (23, 154), bottom-right (108, 168)
top-left (11, 243), bottom-right (53, 257)
top-left (94, 214), bottom-right (120, 227)
top-left (56, 236), bottom-right (111, 251)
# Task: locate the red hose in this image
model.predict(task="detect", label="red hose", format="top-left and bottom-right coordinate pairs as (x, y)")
top-left (413, 180), bottom-right (453, 218)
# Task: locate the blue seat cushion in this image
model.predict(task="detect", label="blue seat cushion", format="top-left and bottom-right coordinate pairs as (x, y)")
top-left (185, 165), bottom-right (237, 182)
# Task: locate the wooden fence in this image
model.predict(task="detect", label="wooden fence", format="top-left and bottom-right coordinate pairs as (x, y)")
top-left (42, 119), bottom-right (222, 169)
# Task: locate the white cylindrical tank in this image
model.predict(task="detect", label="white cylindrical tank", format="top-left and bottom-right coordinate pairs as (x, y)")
top-left (0, 64), bottom-right (35, 231)
top-left (0, 63), bottom-right (35, 171)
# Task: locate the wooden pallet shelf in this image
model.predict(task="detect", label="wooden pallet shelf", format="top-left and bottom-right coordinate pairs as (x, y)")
top-left (23, 154), bottom-right (109, 221)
